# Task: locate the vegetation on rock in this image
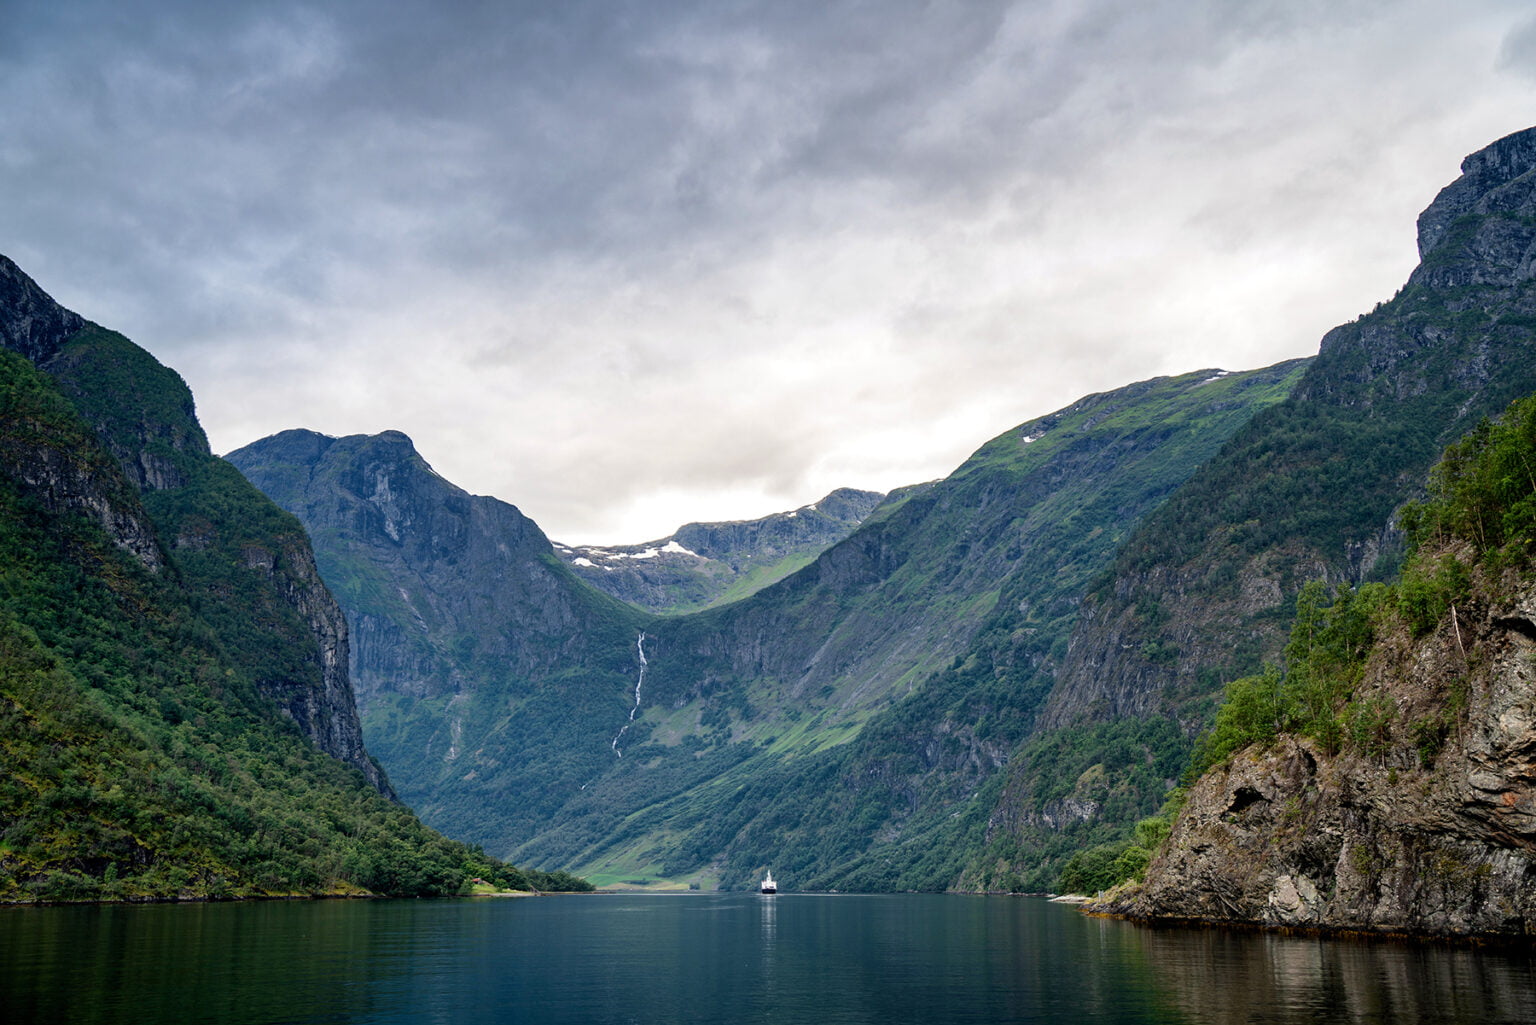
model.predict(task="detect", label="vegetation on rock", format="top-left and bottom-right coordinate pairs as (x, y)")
top-left (1081, 392), bottom-right (1536, 934)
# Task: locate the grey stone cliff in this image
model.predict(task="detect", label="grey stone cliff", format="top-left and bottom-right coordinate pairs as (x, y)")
top-left (0, 254), bottom-right (84, 364)
top-left (1110, 556), bottom-right (1536, 938)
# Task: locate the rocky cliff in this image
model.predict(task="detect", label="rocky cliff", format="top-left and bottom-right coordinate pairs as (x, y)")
top-left (226, 428), bottom-right (644, 833)
top-left (0, 255), bottom-right (83, 364)
top-left (937, 125), bottom-right (1536, 893)
top-left (1109, 550), bottom-right (1536, 939)
top-left (552, 488), bottom-right (885, 614)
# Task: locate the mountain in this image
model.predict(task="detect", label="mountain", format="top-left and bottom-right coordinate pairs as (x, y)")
top-left (0, 255), bottom-right (585, 900)
top-left (232, 359), bottom-right (1307, 888)
top-left (962, 125), bottom-right (1536, 892)
top-left (1104, 393), bottom-right (1536, 939)
top-left (226, 428), bottom-right (649, 842)
top-left (551, 488), bottom-right (886, 614)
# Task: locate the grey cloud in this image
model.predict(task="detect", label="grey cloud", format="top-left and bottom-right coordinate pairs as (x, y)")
top-left (3, 0), bottom-right (1533, 541)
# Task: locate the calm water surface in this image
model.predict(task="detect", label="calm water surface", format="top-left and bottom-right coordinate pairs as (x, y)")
top-left (3, 893), bottom-right (1534, 1024)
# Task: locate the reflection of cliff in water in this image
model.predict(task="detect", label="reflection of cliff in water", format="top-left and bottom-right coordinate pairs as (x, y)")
top-left (1128, 922), bottom-right (1536, 1024)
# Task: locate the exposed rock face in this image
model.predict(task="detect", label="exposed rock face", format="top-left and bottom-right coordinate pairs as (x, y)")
top-left (1040, 124), bottom-right (1536, 735)
top-left (44, 336), bottom-right (208, 493)
top-left (227, 428), bottom-right (635, 712)
top-left (0, 354), bottom-right (164, 571)
top-left (0, 254), bottom-right (84, 364)
top-left (552, 488), bottom-right (886, 614)
top-left (1415, 125), bottom-right (1536, 261)
top-left (1115, 562), bottom-right (1536, 938)
top-left (237, 530), bottom-right (379, 787)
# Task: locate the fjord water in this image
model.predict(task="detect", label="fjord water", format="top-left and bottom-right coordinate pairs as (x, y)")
top-left (4, 894), bottom-right (1535, 1024)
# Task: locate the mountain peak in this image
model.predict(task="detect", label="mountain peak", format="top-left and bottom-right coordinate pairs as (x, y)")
top-left (1415, 124), bottom-right (1536, 259)
top-left (0, 253), bottom-right (85, 364)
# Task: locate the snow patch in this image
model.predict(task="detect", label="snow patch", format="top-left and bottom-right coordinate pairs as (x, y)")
top-left (572, 557), bottom-right (596, 568)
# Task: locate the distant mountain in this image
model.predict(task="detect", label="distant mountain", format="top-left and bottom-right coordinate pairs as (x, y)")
top-left (233, 360), bottom-right (1306, 889)
top-left (227, 428), bottom-right (648, 844)
top-left (227, 127), bottom-right (1536, 904)
top-left (551, 488), bottom-right (886, 614)
top-left (0, 255), bottom-right (583, 900)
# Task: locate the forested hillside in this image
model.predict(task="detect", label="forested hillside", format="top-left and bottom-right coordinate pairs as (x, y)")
top-left (0, 256), bottom-right (587, 900)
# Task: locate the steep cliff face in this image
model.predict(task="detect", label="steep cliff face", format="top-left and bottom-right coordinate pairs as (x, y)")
top-left (1115, 558), bottom-right (1536, 938)
top-left (0, 353), bottom-right (164, 571)
top-left (0, 258), bottom-right (387, 795)
top-left (228, 429), bottom-right (642, 709)
top-left (552, 487), bottom-right (885, 614)
top-left (1039, 125), bottom-right (1536, 735)
top-left (227, 428), bottom-right (643, 833)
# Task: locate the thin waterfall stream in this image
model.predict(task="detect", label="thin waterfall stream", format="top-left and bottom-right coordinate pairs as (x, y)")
top-left (610, 631), bottom-right (647, 757)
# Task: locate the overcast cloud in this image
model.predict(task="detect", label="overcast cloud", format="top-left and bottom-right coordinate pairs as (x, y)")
top-left (4, 0), bottom-right (1536, 542)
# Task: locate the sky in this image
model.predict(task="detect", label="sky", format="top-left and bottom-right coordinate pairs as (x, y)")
top-left (5, 0), bottom-right (1536, 544)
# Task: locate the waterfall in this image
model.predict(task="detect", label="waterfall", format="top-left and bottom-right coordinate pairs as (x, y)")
top-left (611, 631), bottom-right (648, 757)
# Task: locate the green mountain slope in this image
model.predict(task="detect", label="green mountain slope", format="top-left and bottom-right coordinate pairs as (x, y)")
top-left (969, 124), bottom-right (1536, 892)
top-left (0, 256), bottom-right (585, 900)
top-left (233, 360), bottom-right (1306, 889)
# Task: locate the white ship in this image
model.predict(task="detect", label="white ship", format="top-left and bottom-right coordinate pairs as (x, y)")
top-left (760, 870), bottom-right (777, 894)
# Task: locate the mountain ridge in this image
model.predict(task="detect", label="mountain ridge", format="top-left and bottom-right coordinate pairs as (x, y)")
top-left (964, 123), bottom-right (1536, 897)
top-left (550, 487), bottom-right (886, 614)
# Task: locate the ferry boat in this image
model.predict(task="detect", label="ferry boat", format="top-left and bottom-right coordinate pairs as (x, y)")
top-left (760, 870), bottom-right (777, 894)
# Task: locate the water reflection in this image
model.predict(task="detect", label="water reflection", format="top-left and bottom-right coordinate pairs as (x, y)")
top-left (2, 895), bottom-right (1534, 1024)
top-left (1122, 919), bottom-right (1536, 1024)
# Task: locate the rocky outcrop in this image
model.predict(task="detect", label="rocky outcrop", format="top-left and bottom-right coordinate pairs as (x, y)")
top-left (552, 487), bottom-right (885, 614)
top-left (1110, 561), bottom-right (1536, 939)
top-left (1415, 125), bottom-right (1536, 261)
top-left (0, 254), bottom-right (84, 364)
